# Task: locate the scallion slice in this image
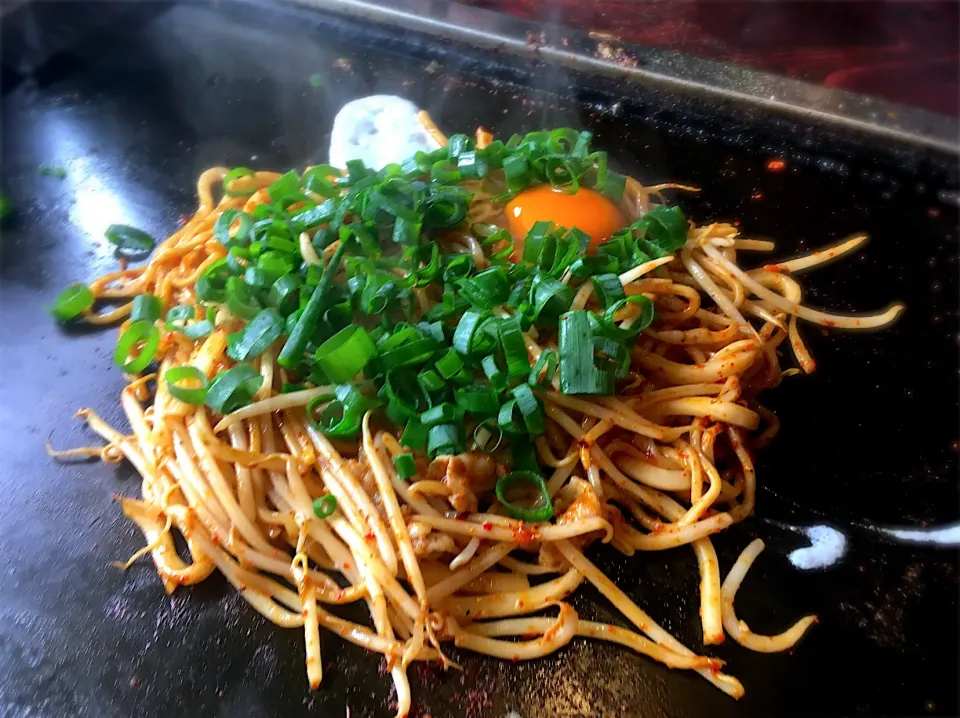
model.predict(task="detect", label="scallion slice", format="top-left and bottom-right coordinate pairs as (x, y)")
top-left (427, 423), bottom-right (463, 458)
top-left (204, 364), bottom-right (263, 414)
top-left (393, 453), bottom-right (417, 480)
top-left (50, 283), bottom-right (94, 322)
top-left (113, 320), bottom-right (160, 374)
top-left (591, 273), bottom-right (626, 309)
top-left (400, 418), bottom-right (428, 452)
top-left (105, 224), bottom-right (156, 257)
top-left (455, 386), bottom-right (499, 416)
top-left (473, 418), bottom-right (504, 453)
top-left (130, 294), bottom-right (162, 323)
top-left (498, 316), bottom-right (531, 378)
top-left (420, 403), bottom-right (463, 428)
top-left (165, 305), bottom-right (194, 332)
top-left (226, 308), bottom-right (284, 362)
top-left (528, 349), bottom-right (558, 388)
top-left (558, 310), bottom-right (611, 395)
top-left (314, 325), bottom-right (377, 384)
top-left (278, 239), bottom-right (348, 370)
top-left (223, 167), bottom-right (256, 196)
top-left (417, 369), bottom-right (445, 393)
top-left (495, 471), bottom-right (553, 522)
top-left (312, 494), bottom-right (337, 519)
top-left (165, 365), bottom-right (209, 404)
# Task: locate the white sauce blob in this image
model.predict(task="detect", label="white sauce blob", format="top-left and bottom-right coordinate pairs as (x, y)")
top-left (788, 525), bottom-right (848, 570)
top-left (328, 95), bottom-right (440, 170)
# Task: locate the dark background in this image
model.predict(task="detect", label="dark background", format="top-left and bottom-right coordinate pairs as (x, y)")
top-left (462, 0), bottom-right (960, 117)
top-left (0, 2), bottom-right (958, 717)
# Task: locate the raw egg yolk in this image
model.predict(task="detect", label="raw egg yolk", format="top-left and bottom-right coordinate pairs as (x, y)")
top-left (506, 185), bottom-right (627, 258)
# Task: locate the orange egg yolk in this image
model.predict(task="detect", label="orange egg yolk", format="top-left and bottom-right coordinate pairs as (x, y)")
top-left (505, 185), bottom-right (627, 259)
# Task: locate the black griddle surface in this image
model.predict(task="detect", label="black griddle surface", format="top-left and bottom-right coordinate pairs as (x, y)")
top-left (1, 2), bottom-right (958, 717)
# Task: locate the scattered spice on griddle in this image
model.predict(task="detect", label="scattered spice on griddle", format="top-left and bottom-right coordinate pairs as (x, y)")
top-left (751, 191), bottom-right (764, 201)
top-left (596, 41), bottom-right (638, 68)
top-left (765, 159), bottom-right (786, 173)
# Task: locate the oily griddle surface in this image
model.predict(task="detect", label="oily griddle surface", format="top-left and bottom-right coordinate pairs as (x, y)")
top-left (1, 2), bottom-right (957, 717)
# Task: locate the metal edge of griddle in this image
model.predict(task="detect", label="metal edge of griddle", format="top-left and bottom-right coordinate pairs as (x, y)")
top-left (275, 0), bottom-right (960, 157)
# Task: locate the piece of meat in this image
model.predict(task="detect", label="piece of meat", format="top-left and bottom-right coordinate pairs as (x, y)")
top-left (537, 478), bottom-right (605, 568)
top-left (408, 520), bottom-right (457, 559)
top-left (425, 452), bottom-right (500, 513)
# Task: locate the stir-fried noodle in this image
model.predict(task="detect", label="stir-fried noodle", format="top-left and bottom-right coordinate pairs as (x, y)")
top-left (52, 120), bottom-right (902, 714)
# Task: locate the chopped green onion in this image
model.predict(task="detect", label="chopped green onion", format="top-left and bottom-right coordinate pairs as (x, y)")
top-left (308, 73), bottom-right (325, 87)
top-left (435, 350), bottom-right (464, 380)
top-left (569, 255), bottom-right (619, 279)
top-left (529, 349), bottom-right (558, 388)
top-left (457, 266), bottom-right (510, 309)
top-left (267, 274), bottom-right (301, 316)
top-left (314, 325), bottom-right (377, 384)
top-left (504, 154), bottom-right (532, 192)
top-left (427, 423), bottom-right (463, 458)
top-left (400, 418), bottom-right (429, 451)
top-left (601, 294), bottom-right (656, 338)
top-left (473, 418), bottom-right (504, 453)
top-left (452, 310), bottom-right (494, 357)
top-left (498, 316), bottom-right (531, 377)
top-left (481, 354), bottom-right (507, 390)
top-left (113, 320), bottom-right (160, 374)
top-left (165, 305), bottom-right (194, 332)
top-left (50, 283), bottom-right (94, 322)
top-left (420, 403), bottom-right (463, 428)
top-left (312, 494), bottom-right (337, 519)
top-left (205, 364), bottom-right (263, 414)
top-left (455, 386), bottom-right (500, 416)
top-left (278, 239), bottom-right (348, 370)
top-left (105, 224), bottom-right (155, 257)
top-left (511, 384), bottom-right (545, 435)
top-left (225, 276), bottom-right (262, 320)
top-left (393, 453), bottom-right (417, 480)
top-left (558, 310), bottom-right (612, 395)
top-left (591, 273), bottom-right (626, 309)
top-left (281, 382), bottom-right (305, 393)
top-left (165, 365), bottom-right (209, 404)
top-left (530, 274), bottom-right (573, 324)
top-left (226, 308), bottom-right (284, 362)
top-left (633, 205), bottom-right (688, 257)
top-left (495, 471), bottom-right (553, 522)
top-left (130, 294), bottom-right (162, 323)
top-left (267, 170), bottom-right (302, 203)
top-left (196, 259), bottom-right (232, 303)
top-left (183, 315), bottom-right (215, 340)
top-left (223, 167), bottom-right (256, 196)
top-left (497, 399), bottom-right (524, 435)
top-left (417, 369), bottom-right (445, 393)
top-left (306, 384), bottom-right (376, 438)
top-left (214, 209), bottom-right (253, 247)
